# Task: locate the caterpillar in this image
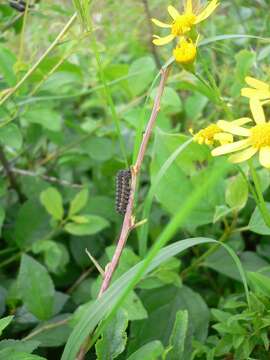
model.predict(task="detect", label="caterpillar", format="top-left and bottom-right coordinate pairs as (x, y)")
top-left (9, 0), bottom-right (34, 12)
top-left (115, 169), bottom-right (131, 215)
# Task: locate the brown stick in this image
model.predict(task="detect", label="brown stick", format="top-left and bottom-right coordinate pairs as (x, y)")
top-left (98, 66), bottom-right (170, 296)
top-left (75, 66), bottom-right (170, 360)
top-left (0, 146), bottom-right (25, 203)
top-left (142, 0), bottom-right (162, 69)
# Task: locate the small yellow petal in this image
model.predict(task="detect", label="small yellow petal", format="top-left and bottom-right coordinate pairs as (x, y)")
top-left (185, 0), bottom-right (193, 14)
top-left (241, 88), bottom-right (270, 100)
top-left (167, 5), bottom-right (180, 20)
top-left (211, 139), bottom-right (251, 156)
top-left (153, 34), bottom-right (175, 46)
top-left (217, 120), bottom-right (251, 137)
top-left (151, 18), bottom-right (172, 28)
top-left (245, 77), bottom-right (269, 91)
top-left (194, 0), bottom-right (219, 24)
top-left (229, 147), bottom-right (258, 163)
top-left (214, 133), bottom-right (233, 145)
top-left (259, 147), bottom-right (270, 168)
top-left (250, 98), bottom-right (266, 124)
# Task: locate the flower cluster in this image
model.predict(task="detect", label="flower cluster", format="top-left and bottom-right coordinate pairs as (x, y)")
top-left (192, 77), bottom-right (270, 169)
top-left (152, 1), bottom-right (219, 65)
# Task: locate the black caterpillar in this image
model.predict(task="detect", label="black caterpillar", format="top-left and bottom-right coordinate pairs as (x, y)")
top-left (115, 169), bottom-right (131, 215)
top-left (9, 0), bottom-right (34, 12)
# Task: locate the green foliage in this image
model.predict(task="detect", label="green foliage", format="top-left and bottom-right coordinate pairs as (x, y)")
top-left (0, 0), bottom-right (270, 359)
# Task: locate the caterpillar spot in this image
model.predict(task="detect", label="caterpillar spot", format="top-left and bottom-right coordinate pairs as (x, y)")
top-left (115, 169), bottom-right (131, 215)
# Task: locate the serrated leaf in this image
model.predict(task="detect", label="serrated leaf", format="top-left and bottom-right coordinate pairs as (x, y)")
top-left (69, 188), bottom-right (89, 216)
top-left (95, 308), bottom-right (128, 360)
top-left (40, 187), bottom-right (63, 221)
top-left (18, 255), bottom-right (55, 320)
top-left (64, 215), bottom-right (109, 235)
top-left (0, 316), bottom-right (13, 336)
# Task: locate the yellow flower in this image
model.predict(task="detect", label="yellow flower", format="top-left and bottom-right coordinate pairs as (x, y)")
top-left (191, 123), bottom-right (233, 146)
top-left (212, 101), bottom-right (270, 168)
top-left (173, 37), bottom-right (197, 64)
top-left (152, 0), bottom-right (219, 46)
top-left (241, 76), bottom-right (270, 101)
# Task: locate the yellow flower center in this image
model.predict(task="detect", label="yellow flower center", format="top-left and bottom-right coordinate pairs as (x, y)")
top-left (173, 38), bottom-right (197, 64)
top-left (193, 124), bottom-right (221, 145)
top-left (250, 123), bottom-right (270, 148)
top-left (171, 14), bottom-right (196, 36)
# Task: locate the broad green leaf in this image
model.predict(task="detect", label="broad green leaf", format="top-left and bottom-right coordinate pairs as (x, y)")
top-left (0, 340), bottom-right (40, 355)
top-left (69, 188), bottom-right (89, 216)
top-left (0, 351), bottom-right (45, 360)
top-left (0, 124), bottom-right (23, 150)
top-left (128, 56), bottom-right (155, 96)
top-left (14, 200), bottom-right (50, 249)
top-left (248, 203), bottom-right (270, 235)
top-left (0, 45), bottom-right (16, 86)
top-left (167, 310), bottom-right (190, 360)
top-left (18, 254), bottom-right (55, 320)
top-left (247, 272), bottom-right (270, 297)
top-left (150, 86), bottom-right (182, 114)
top-left (129, 285), bottom-right (209, 353)
top-left (64, 215), bottom-right (109, 235)
top-left (40, 187), bottom-right (64, 221)
top-left (95, 309), bottom-right (128, 360)
top-left (83, 137), bottom-right (114, 162)
top-left (0, 316), bottom-right (13, 336)
top-left (127, 341), bottom-right (164, 360)
top-left (22, 107), bottom-right (62, 131)
top-left (225, 175), bottom-right (248, 210)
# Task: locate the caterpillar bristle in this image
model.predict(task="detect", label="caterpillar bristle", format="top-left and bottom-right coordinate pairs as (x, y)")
top-left (115, 169), bottom-right (131, 215)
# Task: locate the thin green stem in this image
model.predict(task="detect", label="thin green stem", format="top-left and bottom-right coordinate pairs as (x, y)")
top-left (249, 160), bottom-right (270, 228)
top-left (91, 35), bottom-right (129, 167)
top-left (18, 0), bottom-right (31, 63)
top-left (0, 13), bottom-right (77, 107)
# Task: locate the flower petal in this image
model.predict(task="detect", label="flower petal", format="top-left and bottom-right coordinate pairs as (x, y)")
top-left (211, 139), bottom-right (251, 156)
top-left (232, 117), bottom-right (252, 126)
top-left (250, 98), bottom-right (266, 124)
top-left (214, 132), bottom-right (233, 145)
top-left (245, 77), bottom-right (269, 90)
top-left (259, 147), bottom-right (270, 168)
top-left (167, 5), bottom-right (180, 20)
top-left (217, 120), bottom-right (251, 137)
top-left (194, 0), bottom-right (219, 24)
top-left (229, 147), bottom-right (258, 164)
top-left (153, 34), bottom-right (175, 46)
top-left (241, 88), bottom-right (270, 100)
top-left (185, 0), bottom-right (193, 13)
top-left (151, 18), bottom-right (172, 28)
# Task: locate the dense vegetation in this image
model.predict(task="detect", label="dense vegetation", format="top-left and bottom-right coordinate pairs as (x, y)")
top-left (0, 0), bottom-right (270, 359)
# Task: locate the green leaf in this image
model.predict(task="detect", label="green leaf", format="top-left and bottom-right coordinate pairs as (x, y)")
top-left (40, 187), bottom-right (64, 221)
top-left (0, 351), bottom-right (46, 360)
top-left (69, 188), bottom-right (89, 216)
top-left (14, 200), bottom-right (50, 249)
top-left (247, 272), bottom-right (270, 297)
top-left (128, 56), bottom-right (155, 96)
top-left (0, 124), bottom-right (23, 150)
top-left (248, 203), bottom-right (270, 235)
top-left (0, 207), bottom-right (5, 236)
top-left (225, 175), bottom-right (248, 210)
top-left (150, 86), bottom-right (182, 114)
top-left (0, 316), bottom-right (13, 336)
top-left (64, 215), bottom-right (109, 235)
top-left (126, 341), bottom-right (164, 360)
top-left (22, 106), bottom-right (62, 131)
top-left (0, 45), bottom-right (16, 86)
top-left (83, 137), bottom-right (114, 162)
top-left (95, 308), bottom-right (128, 360)
top-left (62, 237), bottom-right (248, 360)
top-left (18, 254), bottom-right (55, 320)
top-left (167, 310), bottom-right (190, 360)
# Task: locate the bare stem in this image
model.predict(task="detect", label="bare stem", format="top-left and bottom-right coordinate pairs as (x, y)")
top-left (75, 66), bottom-right (170, 360)
top-left (98, 66), bottom-right (170, 296)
